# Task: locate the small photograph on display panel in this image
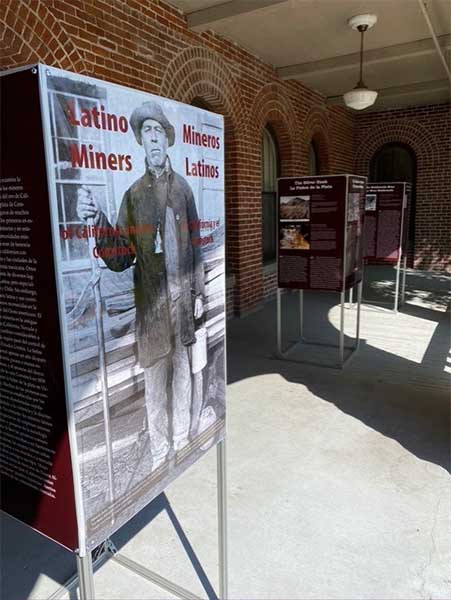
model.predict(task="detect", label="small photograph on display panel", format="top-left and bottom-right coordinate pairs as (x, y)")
top-left (280, 195), bottom-right (310, 221)
top-left (42, 67), bottom-right (226, 549)
top-left (365, 193), bottom-right (377, 211)
top-left (280, 223), bottom-right (310, 250)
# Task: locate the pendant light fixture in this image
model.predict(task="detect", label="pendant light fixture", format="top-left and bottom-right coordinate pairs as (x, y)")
top-left (343, 14), bottom-right (378, 110)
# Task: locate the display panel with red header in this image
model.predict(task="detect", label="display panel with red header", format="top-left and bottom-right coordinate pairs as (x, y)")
top-left (364, 182), bottom-right (411, 264)
top-left (277, 175), bottom-right (366, 292)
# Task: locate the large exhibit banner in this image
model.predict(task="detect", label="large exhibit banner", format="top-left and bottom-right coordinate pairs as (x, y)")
top-left (0, 64), bottom-right (226, 554)
top-left (277, 175), bottom-right (365, 292)
top-left (364, 182), bottom-right (411, 263)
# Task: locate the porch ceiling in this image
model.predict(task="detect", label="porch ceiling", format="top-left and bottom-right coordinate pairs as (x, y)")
top-left (168, 0), bottom-right (451, 111)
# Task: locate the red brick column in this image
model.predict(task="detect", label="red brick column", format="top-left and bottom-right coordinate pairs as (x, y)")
top-left (243, 82), bottom-right (298, 312)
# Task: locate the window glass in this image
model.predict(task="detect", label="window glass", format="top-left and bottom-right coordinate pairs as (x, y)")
top-left (370, 143), bottom-right (416, 244)
top-left (371, 144), bottom-right (414, 183)
top-left (309, 141), bottom-right (319, 176)
top-left (262, 127), bottom-right (279, 262)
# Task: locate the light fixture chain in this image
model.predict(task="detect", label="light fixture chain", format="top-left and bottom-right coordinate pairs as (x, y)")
top-left (359, 28), bottom-right (364, 84)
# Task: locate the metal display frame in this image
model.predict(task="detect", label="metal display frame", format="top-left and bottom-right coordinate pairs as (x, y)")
top-left (349, 253), bottom-right (407, 314)
top-left (48, 440), bottom-right (228, 600)
top-left (275, 174), bottom-right (364, 369)
top-left (353, 182), bottom-right (409, 314)
top-left (0, 65), bottom-right (229, 600)
top-left (276, 283), bottom-right (362, 369)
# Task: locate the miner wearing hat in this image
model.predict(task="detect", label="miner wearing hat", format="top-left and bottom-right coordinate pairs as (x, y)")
top-left (77, 100), bottom-right (205, 469)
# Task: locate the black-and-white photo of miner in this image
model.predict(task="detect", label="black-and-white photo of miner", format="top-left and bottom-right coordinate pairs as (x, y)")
top-left (77, 101), bottom-right (210, 471)
top-left (43, 67), bottom-right (225, 548)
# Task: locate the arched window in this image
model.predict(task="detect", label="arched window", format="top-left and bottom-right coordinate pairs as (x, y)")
top-left (262, 126), bottom-right (279, 262)
top-left (370, 143), bottom-right (415, 183)
top-left (309, 140), bottom-right (319, 176)
top-left (370, 142), bottom-right (417, 245)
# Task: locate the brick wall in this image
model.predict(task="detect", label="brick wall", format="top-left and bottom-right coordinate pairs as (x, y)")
top-left (1, 0), bottom-right (449, 315)
top-left (262, 265), bottom-right (278, 303)
top-left (0, 0), bottom-right (355, 316)
top-left (355, 104), bottom-right (451, 271)
top-left (225, 276), bottom-right (235, 320)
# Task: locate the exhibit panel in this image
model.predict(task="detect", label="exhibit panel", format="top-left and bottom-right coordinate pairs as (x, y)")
top-left (0, 67), bottom-right (79, 550)
top-left (277, 175), bottom-right (366, 292)
top-left (345, 176), bottom-right (366, 289)
top-left (364, 182), bottom-right (411, 263)
top-left (0, 64), bottom-right (226, 556)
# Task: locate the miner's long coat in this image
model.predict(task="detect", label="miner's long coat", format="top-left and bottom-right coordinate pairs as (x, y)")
top-left (96, 165), bottom-right (204, 367)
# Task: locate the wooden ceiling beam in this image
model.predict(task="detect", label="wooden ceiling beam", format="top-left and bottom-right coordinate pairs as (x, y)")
top-left (278, 35), bottom-right (451, 80)
top-left (326, 79), bottom-right (450, 106)
top-left (187, 0), bottom-right (288, 32)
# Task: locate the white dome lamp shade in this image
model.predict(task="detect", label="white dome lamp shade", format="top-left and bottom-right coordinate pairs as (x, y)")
top-left (343, 14), bottom-right (378, 110)
top-left (343, 88), bottom-right (378, 111)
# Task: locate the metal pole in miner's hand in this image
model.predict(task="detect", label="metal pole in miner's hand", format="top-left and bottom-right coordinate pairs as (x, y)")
top-left (87, 216), bottom-right (115, 521)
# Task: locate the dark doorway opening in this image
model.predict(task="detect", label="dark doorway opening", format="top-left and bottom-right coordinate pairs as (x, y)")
top-left (370, 143), bottom-right (417, 260)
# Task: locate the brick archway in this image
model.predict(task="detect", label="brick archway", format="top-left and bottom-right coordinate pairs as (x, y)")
top-left (355, 118), bottom-right (444, 269)
top-left (161, 46), bottom-right (245, 313)
top-left (160, 46), bottom-right (244, 133)
top-left (242, 83), bottom-right (298, 309)
top-left (0, 0), bottom-right (86, 72)
top-left (355, 119), bottom-right (437, 174)
top-left (301, 107), bottom-right (330, 174)
top-left (249, 82), bottom-right (298, 176)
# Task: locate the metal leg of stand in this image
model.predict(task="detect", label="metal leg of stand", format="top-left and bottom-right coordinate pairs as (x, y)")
top-left (76, 552), bottom-right (95, 600)
top-left (356, 280), bottom-right (363, 349)
top-left (394, 257), bottom-right (401, 313)
top-left (299, 290), bottom-right (304, 339)
top-left (217, 440), bottom-right (228, 600)
top-left (401, 254), bottom-right (407, 305)
top-left (112, 551), bottom-right (200, 600)
top-left (48, 545), bottom-right (110, 600)
top-left (277, 288), bottom-right (282, 354)
top-left (339, 291), bottom-right (345, 367)
top-left (49, 463), bottom-right (227, 600)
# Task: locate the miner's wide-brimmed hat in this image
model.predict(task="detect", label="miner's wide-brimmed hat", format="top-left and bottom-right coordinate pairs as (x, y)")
top-left (130, 101), bottom-right (175, 146)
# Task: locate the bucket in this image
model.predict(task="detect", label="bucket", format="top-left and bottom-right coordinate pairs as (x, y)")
top-left (191, 326), bottom-right (207, 373)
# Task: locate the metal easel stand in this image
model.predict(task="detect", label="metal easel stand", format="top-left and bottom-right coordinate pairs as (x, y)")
top-left (275, 283), bottom-right (362, 370)
top-left (349, 255), bottom-right (407, 314)
top-left (48, 440), bottom-right (228, 600)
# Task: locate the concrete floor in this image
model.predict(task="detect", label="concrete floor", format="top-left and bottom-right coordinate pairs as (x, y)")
top-left (2, 267), bottom-right (450, 600)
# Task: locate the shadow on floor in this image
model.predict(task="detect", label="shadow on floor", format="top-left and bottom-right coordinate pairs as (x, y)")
top-left (227, 266), bottom-right (450, 472)
top-left (1, 491), bottom-right (218, 600)
top-left (1, 267), bottom-right (449, 599)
